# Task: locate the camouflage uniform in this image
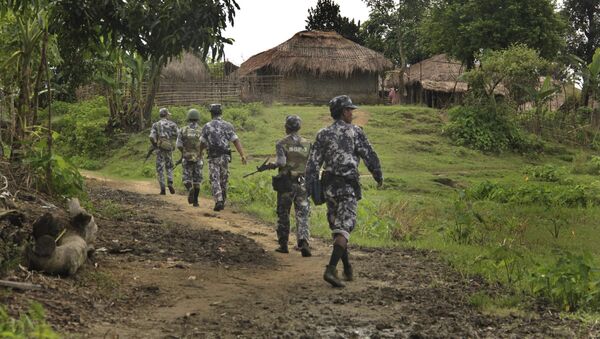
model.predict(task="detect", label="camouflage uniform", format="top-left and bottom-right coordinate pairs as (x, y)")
top-left (149, 117), bottom-right (178, 191)
top-left (305, 117), bottom-right (382, 240)
top-left (274, 133), bottom-right (311, 248)
top-left (200, 116), bottom-right (238, 203)
top-left (176, 121), bottom-right (203, 186)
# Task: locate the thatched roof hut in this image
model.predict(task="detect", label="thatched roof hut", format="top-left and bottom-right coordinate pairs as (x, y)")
top-left (237, 30), bottom-right (393, 103)
top-left (405, 54), bottom-right (466, 92)
top-left (161, 52), bottom-right (209, 82)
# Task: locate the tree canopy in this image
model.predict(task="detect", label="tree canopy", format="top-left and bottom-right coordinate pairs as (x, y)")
top-left (422, 0), bottom-right (565, 68)
top-left (562, 0), bottom-right (600, 64)
top-left (305, 0), bottom-right (362, 44)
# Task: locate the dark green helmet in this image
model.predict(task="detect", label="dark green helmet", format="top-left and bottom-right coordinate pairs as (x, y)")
top-left (285, 115), bottom-right (301, 131)
top-left (209, 103), bottom-right (222, 115)
top-left (187, 109), bottom-right (200, 121)
top-left (329, 95), bottom-right (358, 117)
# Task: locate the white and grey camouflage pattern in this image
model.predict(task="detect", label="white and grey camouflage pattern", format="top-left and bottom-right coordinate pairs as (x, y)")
top-left (149, 118), bottom-right (178, 189)
top-left (305, 119), bottom-right (382, 240)
top-left (200, 116), bottom-right (238, 157)
top-left (208, 155), bottom-right (230, 202)
top-left (277, 181), bottom-right (311, 245)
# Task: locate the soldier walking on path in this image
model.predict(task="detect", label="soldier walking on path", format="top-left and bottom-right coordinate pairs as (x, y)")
top-left (149, 108), bottom-right (179, 195)
top-left (305, 95), bottom-right (383, 288)
top-left (199, 104), bottom-right (247, 212)
top-left (176, 109), bottom-right (204, 207)
top-left (258, 115), bottom-right (312, 256)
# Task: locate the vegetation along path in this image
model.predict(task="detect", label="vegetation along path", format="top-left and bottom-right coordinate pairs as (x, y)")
top-left (78, 172), bottom-right (592, 338)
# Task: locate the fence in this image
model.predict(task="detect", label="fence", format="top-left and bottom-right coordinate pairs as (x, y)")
top-left (76, 75), bottom-right (284, 106)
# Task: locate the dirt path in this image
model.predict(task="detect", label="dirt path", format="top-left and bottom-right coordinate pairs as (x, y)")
top-left (77, 172), bottom-right (589, 338)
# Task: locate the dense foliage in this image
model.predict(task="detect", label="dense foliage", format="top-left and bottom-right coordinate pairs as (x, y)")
top-left (305, 0), bottom-right (362, 44)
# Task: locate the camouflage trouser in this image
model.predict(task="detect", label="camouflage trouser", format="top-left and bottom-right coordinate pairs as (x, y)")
top-left (156, 149), bottom-right (174, 188)
top-left (182, 159), bottom-right (203, 185)
top-left (277, 182), bottom-right (310, 245)
top-left (208, 155), bottom-right (230, 202)
top-left (326, 194), bottom-right (357, 241)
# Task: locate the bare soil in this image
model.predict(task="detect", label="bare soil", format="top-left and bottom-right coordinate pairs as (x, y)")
top-left (2, 173), bottom-right (597, 338)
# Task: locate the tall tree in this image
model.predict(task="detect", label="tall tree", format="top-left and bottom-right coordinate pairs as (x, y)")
top-left (422, 0), bottom-right (565, 68)
top-left (306, 0), bottom-right (362, 44)
top-left (362, 0), bottom-right (432, 65)
top-left (362, 0), bottom-right (432, 103)
top-left (53, 0), bottom-right (239, 130)
top-left (562, 0), bottom-right (600, 106)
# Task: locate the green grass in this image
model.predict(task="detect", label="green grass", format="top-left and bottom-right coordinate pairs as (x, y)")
top-left (57, 99), bottom-right (600, 312)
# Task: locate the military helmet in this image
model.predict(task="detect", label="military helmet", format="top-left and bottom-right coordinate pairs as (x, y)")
top-left (159, 107), bottom-right (170, 117)
top-left (329, 95), bottom-right (358, 116)
top-left (187, 109), bottom-right (200, 121)
top-left (285, 115), bottom-right (302, 131)
top-left (209, 103), bottom-right (222, 115)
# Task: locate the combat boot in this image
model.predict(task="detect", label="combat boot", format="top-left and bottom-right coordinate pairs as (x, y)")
top-left (323, 265), bottom-right (345, 288)
top-left (193, 188), bottom-right (200, 207)
top-left (187, 189), bottom-right (194, 204)
top-left (160, 187), bottom-right (166, 195)
top-left (213, 201), bottom-right (224, 211)
top-left (342, 264), bottom-right (353, 281)
top-left (299, 240), bottom-right (312, 257)
top-left (168, 183), bottom-right (175, 194)
top-left (275, 242), bottom-right (289, 253)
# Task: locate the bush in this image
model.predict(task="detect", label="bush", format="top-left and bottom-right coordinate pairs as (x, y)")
top-left (528, 250), bottom-right (600, 312)
top-left (0, 303), bottom-right (59, 338)
top-left (523, 164), bottom-right (566, 182)
top-left (443, 100), bottom-right (540, 153)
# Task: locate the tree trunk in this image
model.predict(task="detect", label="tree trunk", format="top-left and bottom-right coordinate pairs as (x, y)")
top-left (142, 60), bottom-right (163, 130)
top-left (396, 27), bottom-right (406, 104)
top-left (43, 29), bottom-right (52, 193)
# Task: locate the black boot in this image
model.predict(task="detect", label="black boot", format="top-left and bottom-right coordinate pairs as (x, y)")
top-left (213, 201), bottom-right (224, 212)
top-left (275, 240), bottom-right (289, 253)
top-left (299, 240), bottom-right (312, 257)
top-left (193, 187), bottom-right (200, 207)
top-left (323, 265), bottom-right (345, 288)
top-left (187, 189), bottom-right (194, 204)
top-left (342, 264), bottom-right (353, 281)
top-left (168, 183), bottom-right (175, 194)
top-left (160, 187), bottom-right (166, 195)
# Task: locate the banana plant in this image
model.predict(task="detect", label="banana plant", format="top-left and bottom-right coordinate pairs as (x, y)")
top-left (518, 76), bottom-right (559, 134)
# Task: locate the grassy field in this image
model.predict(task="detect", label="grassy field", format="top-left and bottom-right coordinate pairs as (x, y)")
top-left (56, 99), bottom-right (600, 313)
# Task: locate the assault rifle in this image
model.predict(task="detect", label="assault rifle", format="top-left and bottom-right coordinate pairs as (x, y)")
top-left (242, 157), bottom-right (271, 178)
top-left (143, 144), bottom-right (157, 163)
top-left (174, 155), bottom-right (183, 168)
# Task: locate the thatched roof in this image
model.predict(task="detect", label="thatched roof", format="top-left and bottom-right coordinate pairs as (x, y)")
top-left (161, 52), bottom-right (209, 82)
top-left (237, 30), bottom-right (393, 78)
top-left (384, 54), bottom-right (467, 92)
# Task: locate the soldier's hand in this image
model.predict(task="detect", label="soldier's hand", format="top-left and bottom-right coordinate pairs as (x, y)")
top-left (376, 177), bottom-right (384, 188)
top-left (241, 155), bottom-right (248, 165)
top-left (373, 169), bottom-right (383, 188)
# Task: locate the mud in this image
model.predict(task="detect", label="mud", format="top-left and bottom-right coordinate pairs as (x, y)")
top-left (2, 175), bottom-right (597, 338)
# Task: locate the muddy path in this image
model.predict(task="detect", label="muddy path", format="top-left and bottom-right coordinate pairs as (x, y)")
top-left (54, 172), bottom-right (592, 339)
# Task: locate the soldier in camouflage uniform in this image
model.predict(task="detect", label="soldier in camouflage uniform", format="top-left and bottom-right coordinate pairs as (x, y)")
top-left (149, 108), bottom-right (179, 195)
top-left (199, 104), bottom-right (247, 212)
top-left (305, 95), bottom-right (383, 288)
top-left (176, 109), bottom-right (204, 207)
top-left (260, 115), bottom-right (312, 256)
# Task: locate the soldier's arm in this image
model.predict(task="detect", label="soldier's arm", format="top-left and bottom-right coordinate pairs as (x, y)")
top-left (149, 123), bottom-right (158, 145)
top-left (356, 128), bottom-right (383, 186)
top-left (304, 135), bottom-right (324, 190)
top-left (175, 129), bottom-right (183, 152)
top-left (233, 139), bottom-right (247, 165)
top-left (269, 141), bottom-right (286, 169)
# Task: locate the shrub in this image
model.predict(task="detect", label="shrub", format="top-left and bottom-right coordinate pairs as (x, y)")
top-left (523, 164), bottom-right (566, 182)
top-left (528, 250), bottom-right (600, 312)
top-left (443, 100), bottom-right (539, 153)
top-left (0, 303), bottom-right (59, 338)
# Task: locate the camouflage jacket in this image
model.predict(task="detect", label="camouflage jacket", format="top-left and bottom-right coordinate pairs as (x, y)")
top-left (200, 117), bottom-right (239, 157)
top-left (149, 118), bottom-right (178, 144)
top-left (305, 119), bottom-right (382, 197)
